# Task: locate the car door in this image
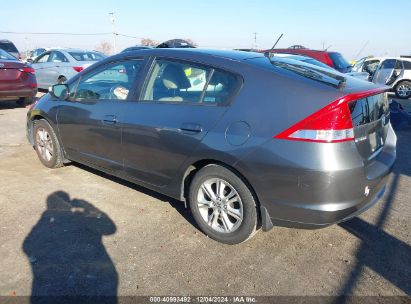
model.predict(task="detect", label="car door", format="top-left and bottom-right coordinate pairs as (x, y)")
top-left (56, 59), bottom-right (145, 173)
top-left (31, 52), bottom-right (51, 89)
top-left (45, 51), bottom-right (70, 85)
top-left (120, 58), bottom-right (241, 187)
top-left (373, 59), bottom-right (402, 85)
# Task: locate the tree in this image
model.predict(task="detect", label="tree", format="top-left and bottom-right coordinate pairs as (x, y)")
top-left (141, 38), bottom-right (158, 47)
top-left (185, 39), bottom-right (198, 47)
top-left (96, 41), bottom-right (113, 55)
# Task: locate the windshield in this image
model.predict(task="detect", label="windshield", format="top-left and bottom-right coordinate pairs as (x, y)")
top-left (0, 49), bottom-right (17, 60)
top-left (0, 42), bottom-right (18, 53)
top-left (68, 51), bottom-right (105, 62)
top-left (329, 52), bottom-right (351, 71)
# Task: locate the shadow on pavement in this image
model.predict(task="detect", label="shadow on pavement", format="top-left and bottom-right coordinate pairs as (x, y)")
top-left (22, 191), bottom-right (118, 303)
top-left (337, 130), bottom-right (411, 300)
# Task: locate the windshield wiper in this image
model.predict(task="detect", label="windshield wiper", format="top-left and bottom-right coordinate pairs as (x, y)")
top-left (271, 61), bottom-right (346, 89)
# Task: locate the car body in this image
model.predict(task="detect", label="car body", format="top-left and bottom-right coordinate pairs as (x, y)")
top-left (0, 39), bottom-right (20, 60)
top-left (270, 53), bottom-right (370, 81)
top-left (352, 56), bottom-right (382, 76)
top-left (27, 49), bottom-right (396, 244)
top-left (30, 48), bottom-right (106, 90)
top-left (372, 57), bottom-right (411, 99)
top-left (262, 48), bottom-right (353, 73)
top-left (0, 48), bottom-right (37, 106)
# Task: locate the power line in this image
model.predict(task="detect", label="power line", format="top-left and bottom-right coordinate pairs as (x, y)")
top-left (0, 31), bottom-right (112, 36)
top-left (0, 31), bottom-right (142, 39)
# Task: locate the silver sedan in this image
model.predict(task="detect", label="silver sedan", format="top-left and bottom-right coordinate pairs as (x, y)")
top-left (30, 48), bottom-right (106, 90)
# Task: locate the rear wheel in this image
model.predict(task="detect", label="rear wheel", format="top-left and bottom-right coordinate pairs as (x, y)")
top-left (189, 164), bottom-right (258, 244)
top-left (33, 119), bottom-right (64, 169)
top-left (16, 97), bottom-right (32, 107)
top-left (395, 81), bottom-right (411, 99)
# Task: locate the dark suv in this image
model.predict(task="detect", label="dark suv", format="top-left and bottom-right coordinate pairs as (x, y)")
top-left (262, 48), bottom-right (353, 73)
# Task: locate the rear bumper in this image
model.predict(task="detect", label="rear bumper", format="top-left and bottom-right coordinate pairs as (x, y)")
top-left (0, 88), bottom-right (37, 100)
top-left (237, 124), bottom-right (397, 230)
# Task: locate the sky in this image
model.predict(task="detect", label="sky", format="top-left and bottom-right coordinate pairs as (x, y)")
top-left (1, 0), bottom-right (410, 60)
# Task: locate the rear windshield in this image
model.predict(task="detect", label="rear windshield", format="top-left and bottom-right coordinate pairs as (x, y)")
top-left (329, 52), bottom-right (350, 70)
top-left (349, 93), bottom-right (389, 127)
top-left (303, 58), bottom-right (333, 70)
top-left (68, 51), bottom-right (105, 61)
top-left (0, 42), bottom-right (18, 53)
top-left (0, 48), bottom-right (17, 60)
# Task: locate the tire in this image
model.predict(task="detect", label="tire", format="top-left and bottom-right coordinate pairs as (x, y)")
top-left (394, 80), bottom-right (411, 99)
top-left (189, 164), bottom-right (258, 244)
top-left (33, 119), bottom-right (64, 169)
top-left (58, 76), bottom-right (67, 84)
top-left (16, 97), bottom-right (32, 107)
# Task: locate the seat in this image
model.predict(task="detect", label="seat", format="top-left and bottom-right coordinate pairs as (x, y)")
top-left (158, 64), bottom-right (191, 102)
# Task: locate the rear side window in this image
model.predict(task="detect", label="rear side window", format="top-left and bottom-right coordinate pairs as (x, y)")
top-left (402, 61), bottom-right (411, 70)
top-left (69, 52), bottom-right (105, 61)
top-left (141, 59), bottom-right (240, 105)
top-left (0, 42), bottom-right (18, 53)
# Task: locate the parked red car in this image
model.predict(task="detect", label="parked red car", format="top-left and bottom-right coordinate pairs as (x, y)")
top-left (0, 49), bottom-right (37, 106)
top-left (261, 47), bottom-right (353, 73)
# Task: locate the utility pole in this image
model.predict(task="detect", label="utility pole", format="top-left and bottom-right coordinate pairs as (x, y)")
top-left (252, 32), bottom-right (257, 50)
top-left (109, 11), bottom-right (117, 54)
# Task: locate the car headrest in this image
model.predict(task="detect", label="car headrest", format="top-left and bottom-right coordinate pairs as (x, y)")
top-left (162, 64), bottom-right (191, 90)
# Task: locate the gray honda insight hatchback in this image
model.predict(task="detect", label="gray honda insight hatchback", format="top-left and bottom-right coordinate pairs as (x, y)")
top-left (27, 49), bottom-right (396, 244)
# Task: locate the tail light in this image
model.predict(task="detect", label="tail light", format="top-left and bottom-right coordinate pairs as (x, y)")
top-left (20, 67), bottom-right (35, 74)
top-left (274, 88), bottom-right (386, 143)
top-left (73, 66), bottom-right (84, 72)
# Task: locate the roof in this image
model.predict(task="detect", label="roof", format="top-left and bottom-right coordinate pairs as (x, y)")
top-left (122, 48), bottom-right (265, 62)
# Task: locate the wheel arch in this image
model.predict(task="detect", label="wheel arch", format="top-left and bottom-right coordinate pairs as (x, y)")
top-left (179, 159), bottom-right (263, 227)
top-left (28, 114), bottom-right (58, 146)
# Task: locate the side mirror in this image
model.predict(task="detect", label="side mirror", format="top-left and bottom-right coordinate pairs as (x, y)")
top-left (50, 84), bottom-right (69, 100)
top-left (26, 58), bottom-right (33, 63)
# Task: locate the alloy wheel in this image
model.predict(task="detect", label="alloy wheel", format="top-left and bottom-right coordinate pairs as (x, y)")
top-left (397, 83), bottom-right (411, 98)
top-left (36, 128), bottom-right (54, 162)
top-left (197, 178), bottom-right (243, 233)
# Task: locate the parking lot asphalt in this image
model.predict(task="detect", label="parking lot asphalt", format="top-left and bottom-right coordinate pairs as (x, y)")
top-left (0, 98), bottom-right (410, 298)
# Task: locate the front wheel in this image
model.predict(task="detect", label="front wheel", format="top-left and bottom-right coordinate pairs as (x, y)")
top-left (189, 165), bottom-right (258, 244)
top-left (395, 81), bottom-right (411, 99)
top-left (33, 119), bottom-right (64, 169)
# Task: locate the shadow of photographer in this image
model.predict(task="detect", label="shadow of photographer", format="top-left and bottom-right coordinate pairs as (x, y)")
top-left (22, 191), bottom-right (118, 303)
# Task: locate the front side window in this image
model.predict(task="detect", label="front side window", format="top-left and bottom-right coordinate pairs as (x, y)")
top-left (381, 59), bottom-right (396, 69)
top-left (402, 60), bottom-right (411, 70)
top-left (141, 59), bottom-right (240, 104)
top-left (48, 51), bottom-right (68, 63)
top-left (72, 60), bottom-right (143, 101)
top-left (36, 53), bottom-right (50, 63)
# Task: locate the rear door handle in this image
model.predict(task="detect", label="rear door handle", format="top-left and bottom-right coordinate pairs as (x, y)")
top-left (179, 123), bottom-right (203, 134)
top-left (102, 115), bottom-right (118, 126)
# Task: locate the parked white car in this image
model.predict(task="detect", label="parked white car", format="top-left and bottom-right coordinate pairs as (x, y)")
top-left (30, 48), bottom-right (106, 90)
top-left (372, 57), bottom-right (411, 99)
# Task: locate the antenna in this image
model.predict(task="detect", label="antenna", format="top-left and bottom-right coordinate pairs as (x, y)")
top-left (271, 33), bottom-right (284, 50)
top-left (354, 41), bottom-right (369, 60)
top-left (324, 45), bottom-right (332, 51)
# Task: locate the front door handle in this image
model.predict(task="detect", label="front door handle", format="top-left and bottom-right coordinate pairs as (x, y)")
top-left (179, 123), bottom-right (203, 134)
top-left (102, 115), bottom-right (118, 126)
